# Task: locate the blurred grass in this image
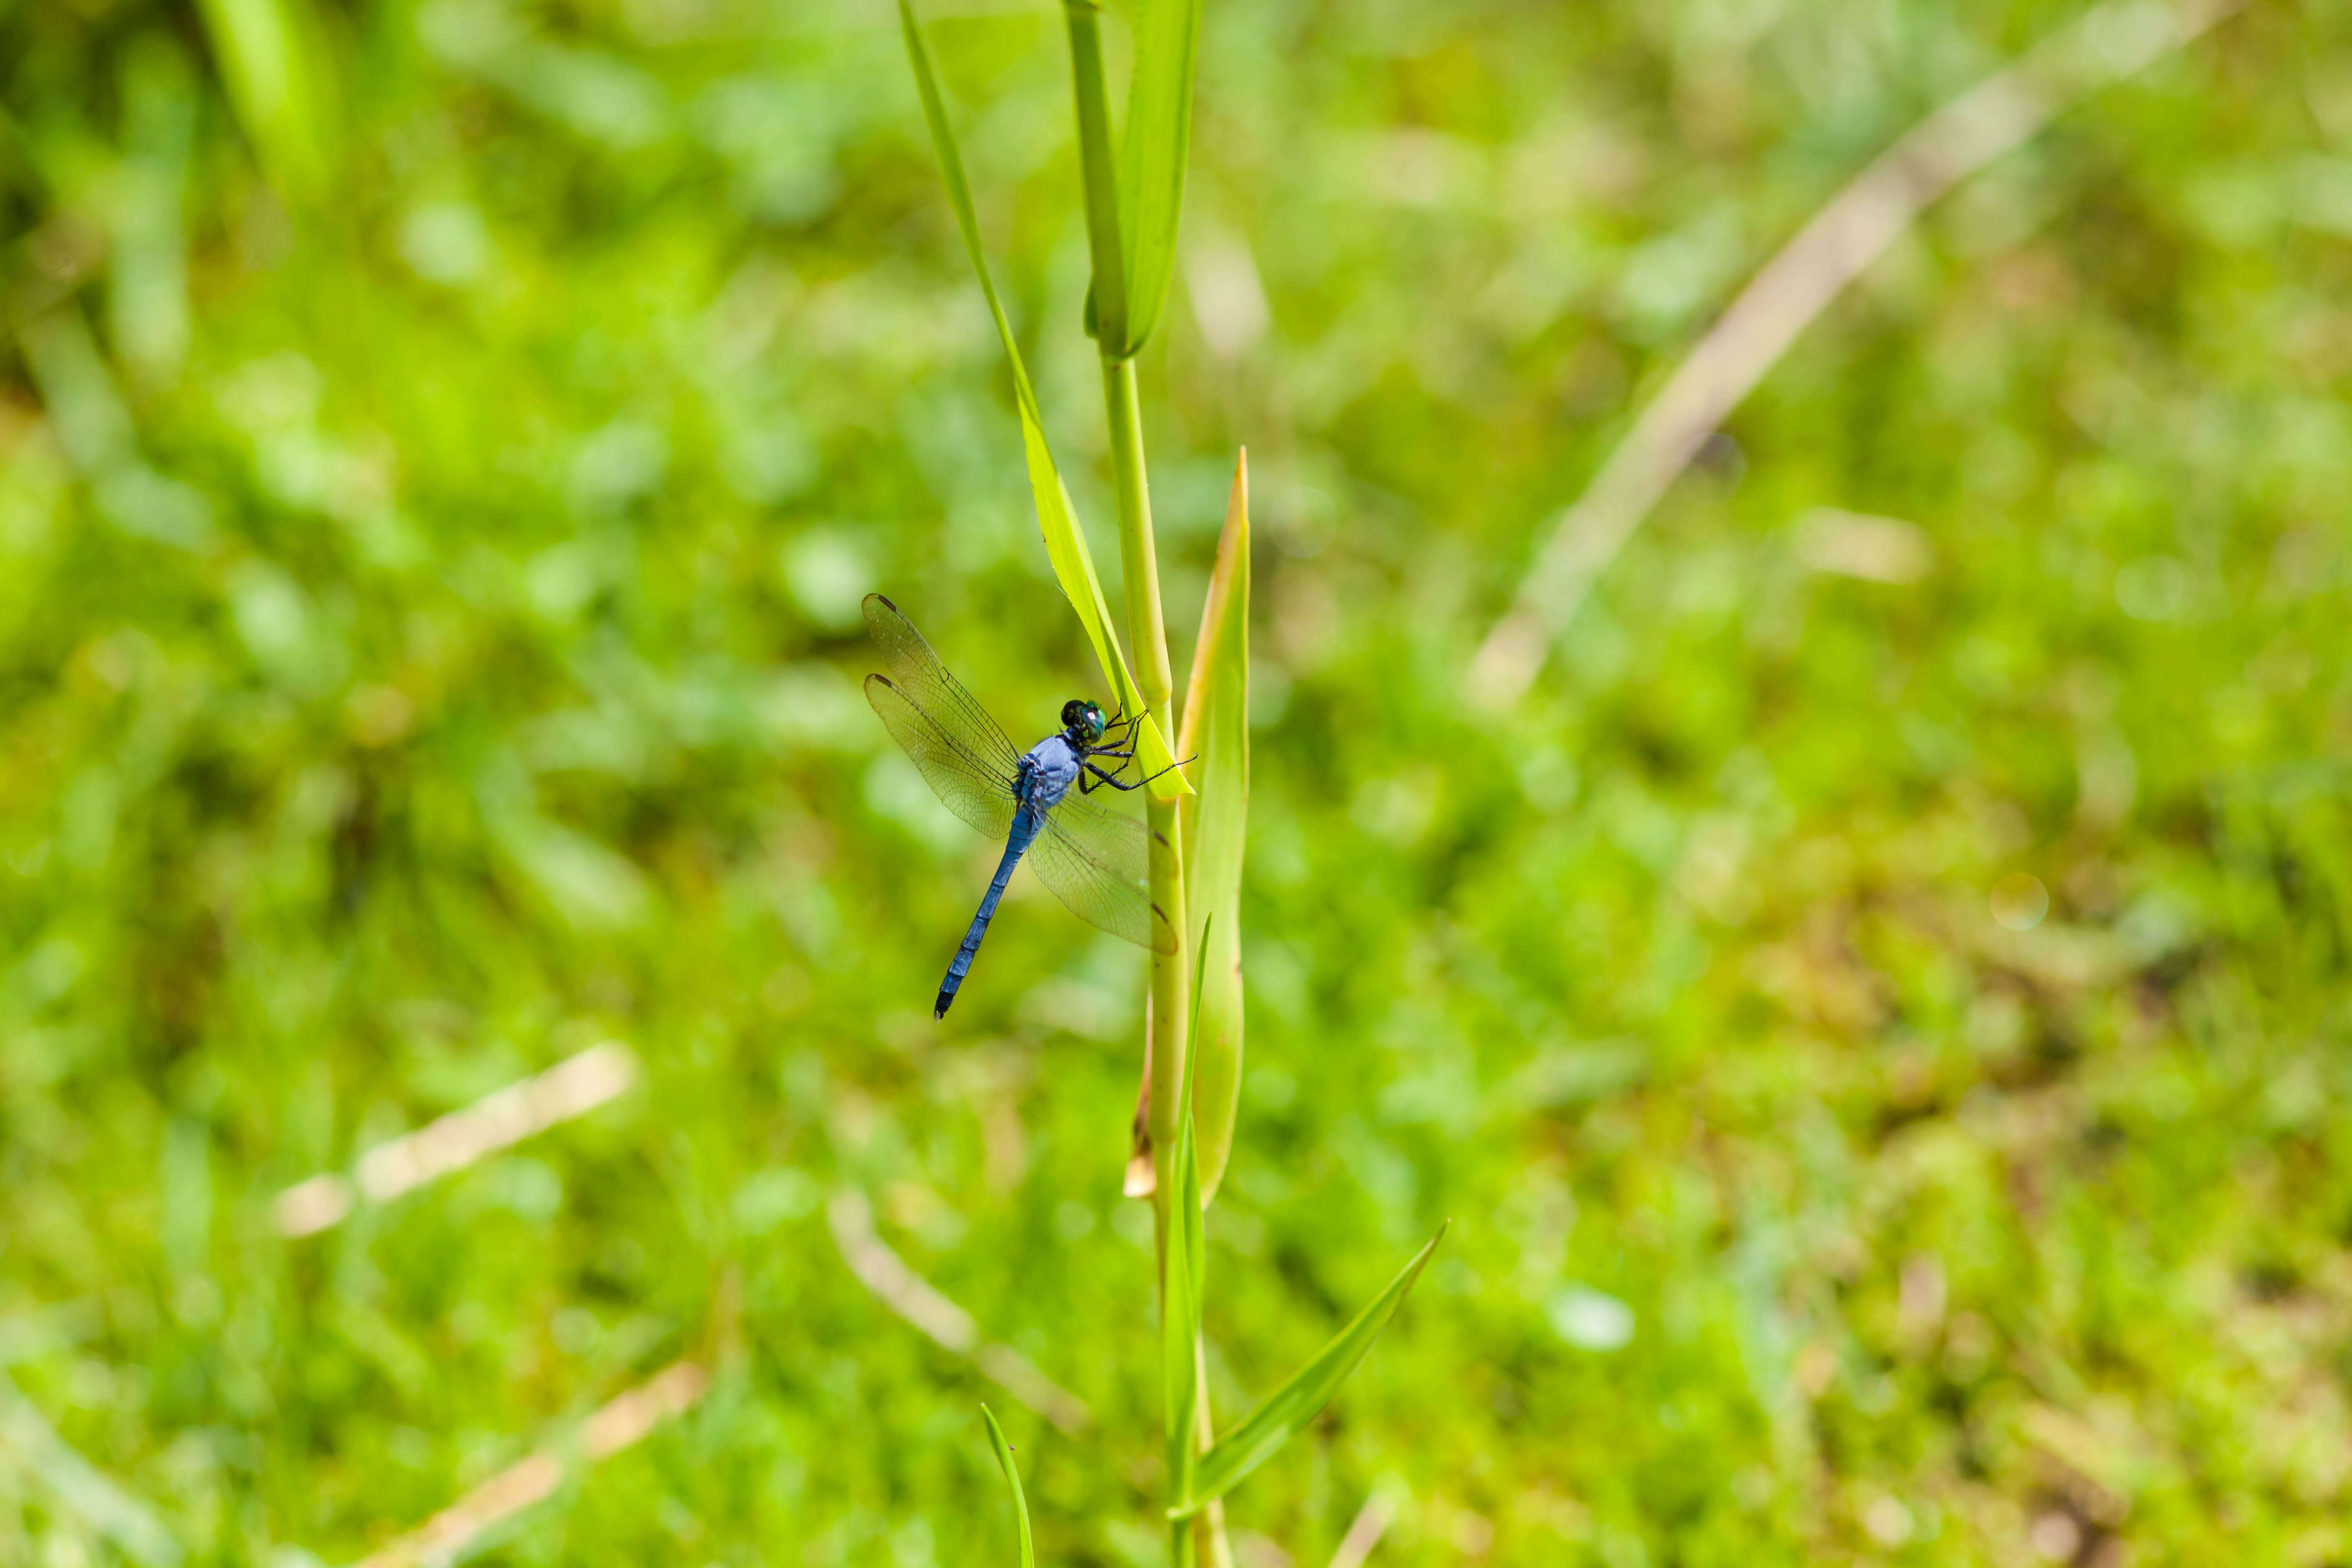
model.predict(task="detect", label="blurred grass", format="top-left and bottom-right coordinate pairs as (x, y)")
top-left (3, 0), bottom-right (2352, 1564)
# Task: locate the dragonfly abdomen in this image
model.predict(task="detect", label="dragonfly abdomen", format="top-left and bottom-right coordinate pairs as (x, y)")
top-left (934, 804), bottom-right (1044, 1020)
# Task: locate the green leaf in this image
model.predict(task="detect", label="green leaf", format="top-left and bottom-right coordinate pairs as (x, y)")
top-left (981, 1407), bottom-right (1035, 1568)
top-left (1179, 454), bottom-right (1249, 1201)
top-left (193, 0), bottom-right (339, 200)
top-left (1171, 1222), bottom-right (1448, 1519)
top-left (0, 1370), bottom-right (184, 1567)
top-left (1162, 928), bottom-right (1212, 1500)
top-left (899, 0), bottom-right (1189, 794)
top-left (1114, 0), bottom-right (1204, 356)
top-left (1062, 1), bottom-right (1127, 355)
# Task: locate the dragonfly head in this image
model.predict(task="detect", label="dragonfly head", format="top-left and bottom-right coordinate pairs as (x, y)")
top-left (1060, 699), bottom-right (1107, 746)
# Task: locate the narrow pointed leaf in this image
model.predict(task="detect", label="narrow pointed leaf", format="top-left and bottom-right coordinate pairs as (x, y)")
top-left (981, 1408), bottom-right (1035, 1568)
top-left (1062, 0), bottom-right (1127, 354)
top-left (900, 0), bottom-right (1188, 794)
top-left (1161, 1115), bottom-right (1201, 1499)
top-left (1179, 454), bottom-right (1248, 1200)
top-left (1162, 931), bottom-right (1212, 1498)
top-left (1114, 0), bottom-right (1203, 356)
top-left (1171, 1222), bottom-right (1448, 1519)
top-left (193, 0), bottom-right (339, 200)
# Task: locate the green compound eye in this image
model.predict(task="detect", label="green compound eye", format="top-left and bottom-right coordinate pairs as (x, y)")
top-left (1060, 699), bottom-right (1104, 743)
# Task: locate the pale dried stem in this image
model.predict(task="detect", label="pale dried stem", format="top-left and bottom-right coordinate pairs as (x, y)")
top-left (274, 1042), bottom-right (637, 1237)
top-left (1467, 0), bottom-right (2244, 709)
top-left (1327, 1492), bottom-right (1397, 1568)
top-left (827, 1188), bottom-right (1093, 1434)
top-left (351, 1362), bottom-right (707, 1568)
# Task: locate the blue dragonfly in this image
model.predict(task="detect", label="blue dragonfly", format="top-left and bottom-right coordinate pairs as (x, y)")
top-left (862, 594), bottom-right (1182, 1018)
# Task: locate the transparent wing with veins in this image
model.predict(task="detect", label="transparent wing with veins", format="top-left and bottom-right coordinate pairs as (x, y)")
top-left (1031, 788), bottom-right (1175, 954)
top-left (863, 672), bottom-right (1016, 841)
top-left (862, 593), bottom-right (1171, 953)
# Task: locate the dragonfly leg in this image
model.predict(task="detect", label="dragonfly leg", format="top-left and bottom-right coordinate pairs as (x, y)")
top-left (1086, 750), bottom-right (1137, 792)
top-left (1130, 752), bottom-right (1198, 788)
top-left (1083, 762), bottom-right (1142, 792)
top-left (1085, 751), bottom-right (1195, 791)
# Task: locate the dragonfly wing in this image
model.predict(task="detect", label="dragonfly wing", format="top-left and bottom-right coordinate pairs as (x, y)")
top-left (1029, 789), bottom-right (1177, 954)
top-left (863, 596), bottom-right (1023, 775)
top-left (865, 674), bottom-right (1018, 840)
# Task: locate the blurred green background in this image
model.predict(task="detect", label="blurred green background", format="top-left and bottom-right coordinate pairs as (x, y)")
top-left (5, 0), bottom-right (2352, 1562)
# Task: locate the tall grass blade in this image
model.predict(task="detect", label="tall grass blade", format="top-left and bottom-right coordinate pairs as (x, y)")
top-left (110, 38), bottom-right (198, 382)
top-left (1163, 928), bottom-right (1212, 1503)
top-left (1063, 0), bottom-right (1127, 354)
top-left (899, 0), bottom-right (1187, 792)
top-left (193, 0), bottom-right (338, 199)
top-left (1179, 453), bottom-right (1249, 1200)
top-left (1114, 0), bottom-right (1203, 356)
top-left (981, 1407), bottom-right (1036, 1568)
top-left (0, 1373), bottom-right (183, 1566)
top-left (1171, 1222), bottom-right (1447, 1518)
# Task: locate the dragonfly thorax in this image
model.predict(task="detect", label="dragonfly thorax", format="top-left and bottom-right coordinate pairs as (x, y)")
top-left (1019, 734), bottom-right (1083, 813)
top-left (1059, 699), bottom-right (1107, 746)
